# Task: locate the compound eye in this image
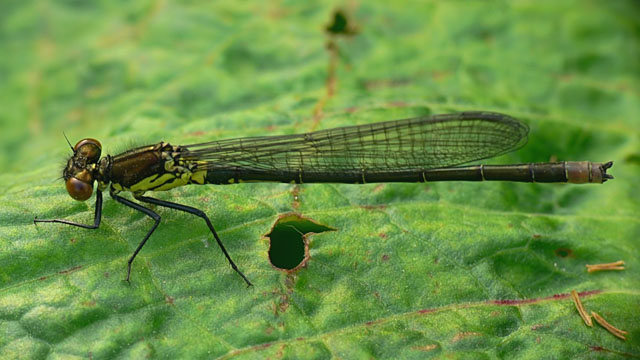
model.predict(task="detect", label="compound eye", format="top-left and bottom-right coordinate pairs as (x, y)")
top-left (74, 138), bottom-right (102, 162)
top-left (65, 177), bottom-right (94, 201)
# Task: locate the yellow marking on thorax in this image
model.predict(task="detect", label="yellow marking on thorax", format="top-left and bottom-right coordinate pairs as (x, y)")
top-left (130, 173), bottom-right (188, 192)
top-left (117, 169), bottom-right (208, 193)
top-left (190, 169), bottom-right (206, 184)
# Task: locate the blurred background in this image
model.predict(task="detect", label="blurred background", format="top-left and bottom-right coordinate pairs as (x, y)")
top-left (1, 1), bottom-right (637, 174)
top-left (1, 1), bottom-right (638, 358)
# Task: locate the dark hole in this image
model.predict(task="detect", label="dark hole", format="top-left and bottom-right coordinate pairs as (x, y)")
top-left (555, 248), bottom-right (573, 258)
top-left (267, 214), bottom-right (334, 271)
top-left (326, 9), bottom-right (358, 36)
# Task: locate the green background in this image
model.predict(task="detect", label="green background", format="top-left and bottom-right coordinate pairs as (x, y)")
top-left (1, 1), bottom-right (639, 358)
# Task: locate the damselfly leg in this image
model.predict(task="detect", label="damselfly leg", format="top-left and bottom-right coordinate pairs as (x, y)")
top-left (34, 190), bottom-right (103, 229)
top-left (135, 195), bottom-right (253, 287)
top-left (110, 193), bottom-right (161, 283)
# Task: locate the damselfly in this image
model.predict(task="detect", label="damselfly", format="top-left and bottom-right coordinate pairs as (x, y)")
top-left (34, 111), bottom-right (613, 286)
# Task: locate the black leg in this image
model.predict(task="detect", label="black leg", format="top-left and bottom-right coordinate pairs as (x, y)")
top-left (135, 195), bottom-right (253, 287)
top-left (111, 193), bottom-right (161, 283)
top-left (34, 190), bottom-right (103, 229)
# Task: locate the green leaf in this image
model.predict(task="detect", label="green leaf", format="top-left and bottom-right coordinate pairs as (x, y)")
top-left (1, 1), bottom-right (639, 358)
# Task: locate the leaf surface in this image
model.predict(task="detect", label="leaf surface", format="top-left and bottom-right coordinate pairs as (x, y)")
top-left (1, 1), bottom-right (639, 358)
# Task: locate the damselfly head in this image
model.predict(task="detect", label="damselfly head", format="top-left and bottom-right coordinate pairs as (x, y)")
top-left (62, 138), bottom-right (103, 201)
top-left (73, 138), bottom-right (102, 162)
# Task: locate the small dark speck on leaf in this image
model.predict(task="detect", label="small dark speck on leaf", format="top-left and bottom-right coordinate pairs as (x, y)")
top-left (532, 234), bottom-right (541, 239)
top-left (325, 9), bottom-right (358, 36)
top-left (82, 300), bottom-right (96, 307)
top-left (381, 254), bottom-right (389, 261)
top-left (555, 248), bottom-right (573, 258)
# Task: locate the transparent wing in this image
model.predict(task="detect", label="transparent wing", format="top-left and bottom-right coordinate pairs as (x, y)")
top-left (179, 112), bottom-right (529, 176)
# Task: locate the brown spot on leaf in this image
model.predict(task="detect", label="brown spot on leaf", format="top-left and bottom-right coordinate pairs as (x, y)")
top-left (381, 254), bottom-right (389, 261)
top-left (82, 300), bottom-right (96, 307)
top-left (58, 265), bottom-right (82, 275)
top-left (388, 101), bottom-right (408, 108)
top-left (373, 184), bottom-right (385, 193)
top-left (431, 70), bottom-right (450, 81)
top-left (418, 308), bottom-right (436, 314)
top-left (452, 331), bottom-right (481, 342)
top-left (491, 289), bottom-right (601, 306)
top-left (360, 204), bottom-right (386, 210)
top-left (412, 344), bottom-right (438, 351)
top-left (291, 186), bottom-right (300, 209)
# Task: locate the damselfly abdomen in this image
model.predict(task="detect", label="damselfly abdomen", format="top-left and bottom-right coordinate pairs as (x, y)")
top-left (34, 111), bottom-right (613, 286)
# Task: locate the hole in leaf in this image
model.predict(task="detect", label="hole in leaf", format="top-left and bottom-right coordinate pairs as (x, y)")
top-left (555, 248), bottom-right (573, 258)
top-left (325, 9), bottom-right (358, 36)
top-left (267, 214), bottom-right (334, 271)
